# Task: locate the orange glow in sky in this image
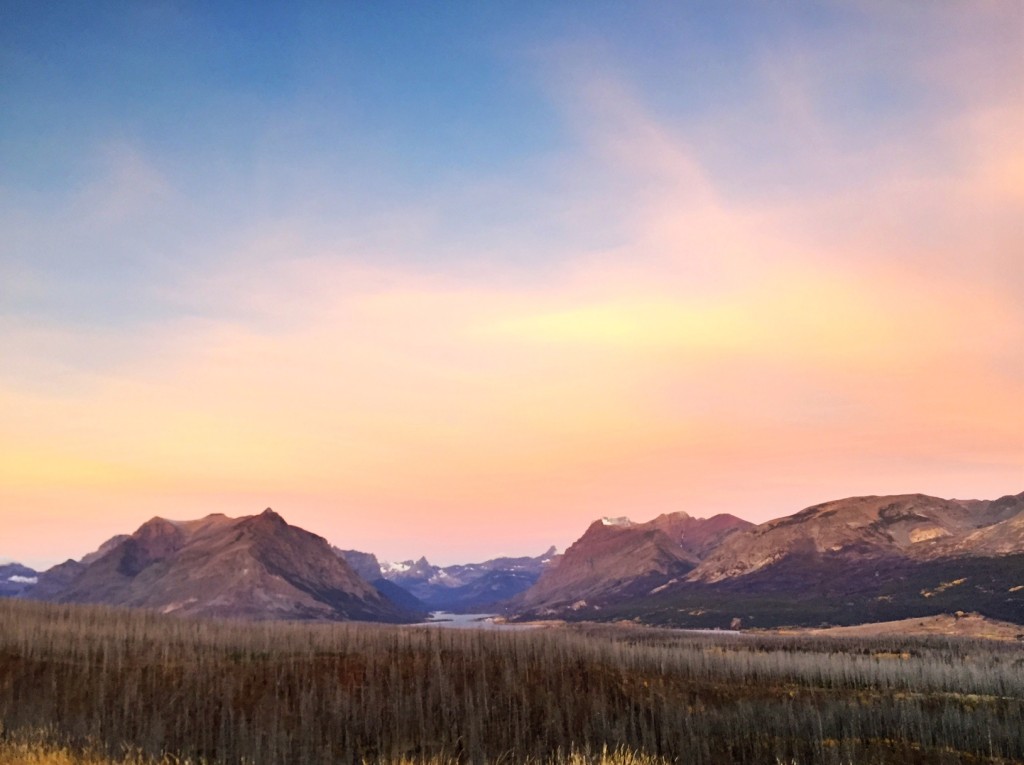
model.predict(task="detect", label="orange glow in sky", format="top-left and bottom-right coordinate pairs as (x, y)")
top-left (1, 3), bottom-right (1021, 569)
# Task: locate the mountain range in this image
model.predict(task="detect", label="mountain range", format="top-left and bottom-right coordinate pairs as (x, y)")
top-left (5, 491), bottom-right (1023, 627)
top-left (366, 547), bottom-right (557, 611)
top-left (513, 492), bottom-right (1024, 628)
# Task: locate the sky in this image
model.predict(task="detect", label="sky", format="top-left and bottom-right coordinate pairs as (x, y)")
top-left (1, 1), bottom-right (1022, 570)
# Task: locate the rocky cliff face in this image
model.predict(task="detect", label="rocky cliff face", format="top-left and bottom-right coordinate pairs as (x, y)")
top-left (645, 512), bottom-right (753, 559)
top-left (513, 517), bottom-right (704, 612)
top-left (334, 548), bottom-right (384, 581)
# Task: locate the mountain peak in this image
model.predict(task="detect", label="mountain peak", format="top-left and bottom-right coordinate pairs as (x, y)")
top-left (653, 511), bottom-right (693, 522)
top-left (256, 508), bottom-right (285, 524)
top-left (133, 516), bottom-right (186, 544)
top-left (601, 516), bottom-right (633, 527)
top-left (35, 508), bottom-right (420, 622)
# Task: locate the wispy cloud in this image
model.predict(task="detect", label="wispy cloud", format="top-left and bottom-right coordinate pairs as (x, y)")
top-left (1, 2), bottom-right (1020, 566)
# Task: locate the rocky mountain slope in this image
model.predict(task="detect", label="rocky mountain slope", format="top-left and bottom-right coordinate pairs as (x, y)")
top-left (26, 509), bottom-right (421, 622)
top-left (514, 513), bottom-right (750, 613)
top-left (687, 493), bottom-right (1024, 583)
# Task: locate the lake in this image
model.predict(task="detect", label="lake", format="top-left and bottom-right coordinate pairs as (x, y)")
top-left (415, 611), bottom-right (540, 630)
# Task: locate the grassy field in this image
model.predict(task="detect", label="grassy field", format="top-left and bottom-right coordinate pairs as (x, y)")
top-left (1, 599), bottom-right (1022, 764)
top-left (0, 735), bottom-right (665, 765)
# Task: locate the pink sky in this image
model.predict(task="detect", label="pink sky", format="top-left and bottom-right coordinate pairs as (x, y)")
top-left (1, 3), bottom-right (1021, 570)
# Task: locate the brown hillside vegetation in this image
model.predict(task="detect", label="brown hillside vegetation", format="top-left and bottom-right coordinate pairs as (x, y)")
top-left (1, 599), bottom-right (1022, 764)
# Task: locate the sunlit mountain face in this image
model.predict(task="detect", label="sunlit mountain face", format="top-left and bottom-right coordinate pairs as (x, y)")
top-left (1, 3), bottom-right (1021, 572)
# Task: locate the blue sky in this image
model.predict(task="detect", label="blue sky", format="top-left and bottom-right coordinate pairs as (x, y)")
top-left (5, 1), bottom-right (1014, 323)
top-left (2, 2), bottom-right (1021, 568)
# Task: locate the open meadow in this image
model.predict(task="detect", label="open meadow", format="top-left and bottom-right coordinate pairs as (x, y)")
top-left (1, 599), bottom-right (1022, 764)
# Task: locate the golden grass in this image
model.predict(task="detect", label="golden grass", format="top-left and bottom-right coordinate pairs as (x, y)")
top-left (0, 741), bottom-right (165, 765)
top-left (0, 738), bottom-right (669, 765)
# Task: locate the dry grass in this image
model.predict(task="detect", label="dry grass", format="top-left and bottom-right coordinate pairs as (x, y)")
top-left (0, 737), bottom-right (669, 765)
top-left (2, 599), bottom-right (1022, 764)
top-left (0, 739), bottom-right (169, 765)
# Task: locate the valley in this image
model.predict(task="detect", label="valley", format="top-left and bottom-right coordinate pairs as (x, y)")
top-left (6, 491), bottom-right (1023, 630)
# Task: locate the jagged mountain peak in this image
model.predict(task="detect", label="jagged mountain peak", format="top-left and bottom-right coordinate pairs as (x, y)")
top-left (245, 507), bottom-right (288, 528)
top-left (376, 547), bottom-right (556, 611)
